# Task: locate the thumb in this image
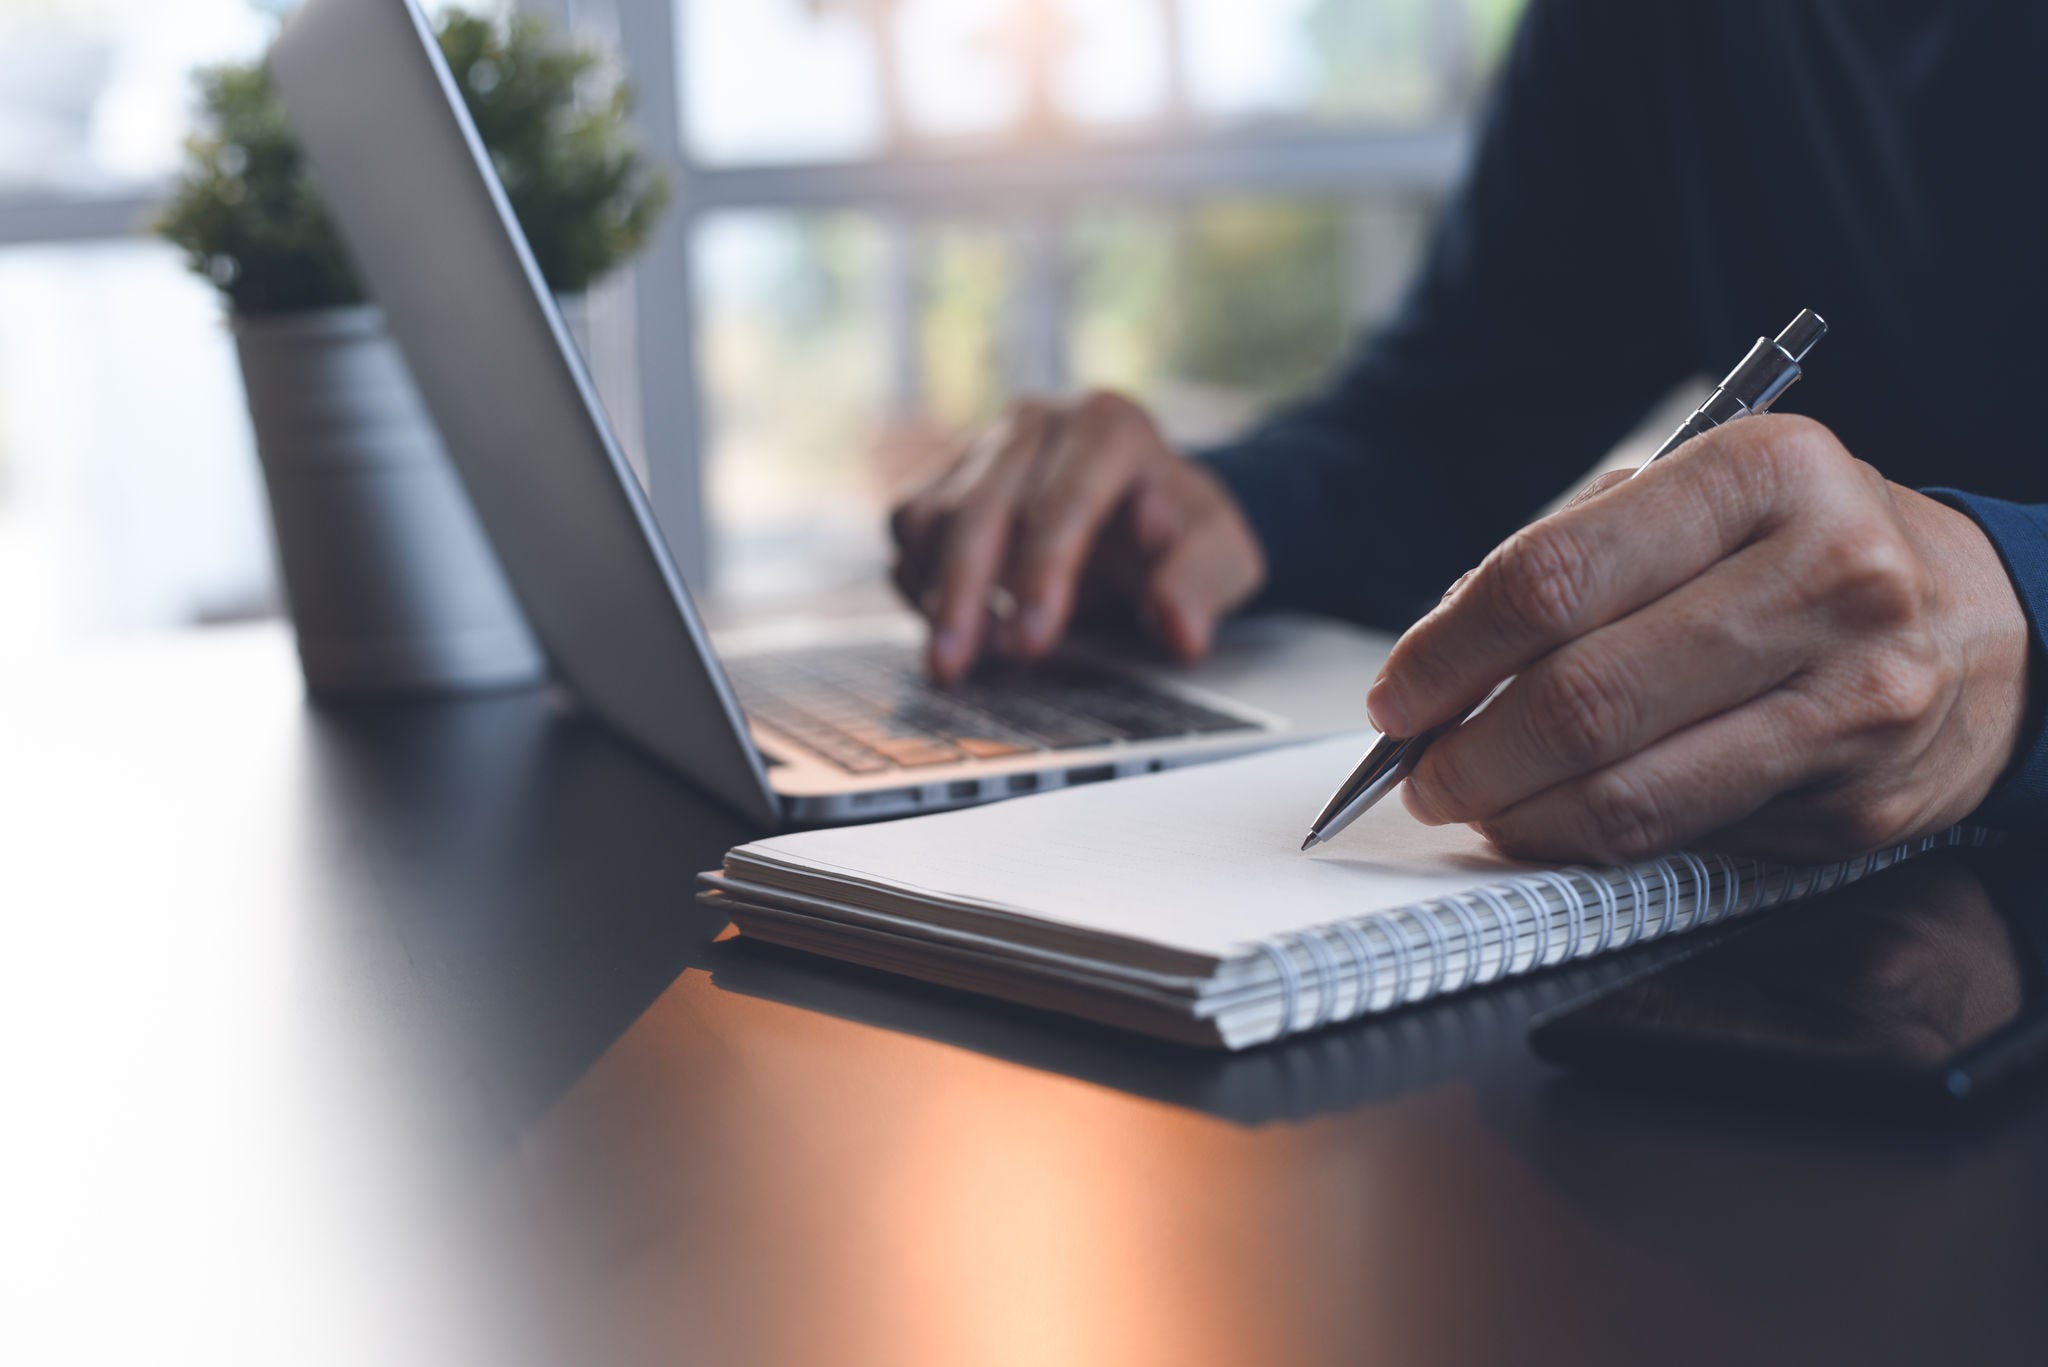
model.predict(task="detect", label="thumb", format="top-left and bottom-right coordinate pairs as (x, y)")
top-left (1142, 514), bottom-right (1262, 661)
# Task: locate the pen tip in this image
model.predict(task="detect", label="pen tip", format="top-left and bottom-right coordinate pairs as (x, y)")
top-left (1300, 833), bottom-right (1320, 852)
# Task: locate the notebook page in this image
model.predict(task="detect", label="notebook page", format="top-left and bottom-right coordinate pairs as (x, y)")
top-left (735, 736), bottom-right (1541, 961)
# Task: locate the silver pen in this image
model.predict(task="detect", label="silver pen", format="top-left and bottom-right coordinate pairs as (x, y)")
top-left (1299, 308), bottom-right (1829, 852)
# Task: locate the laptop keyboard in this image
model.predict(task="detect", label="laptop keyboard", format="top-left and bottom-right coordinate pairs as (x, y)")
top-left (727, 643), bottom-right (1260, 774)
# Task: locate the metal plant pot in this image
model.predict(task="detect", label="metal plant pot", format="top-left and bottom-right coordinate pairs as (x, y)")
top-left (232, 305), bottom-right (546, 694)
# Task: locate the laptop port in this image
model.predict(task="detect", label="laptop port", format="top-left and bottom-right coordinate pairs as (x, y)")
top-left (1006, 774), bottom-right (1039, 794)
top-left (1067, 764), bottom-right (1115, 785)
top-left (947, 780), bottom-right (979, 800)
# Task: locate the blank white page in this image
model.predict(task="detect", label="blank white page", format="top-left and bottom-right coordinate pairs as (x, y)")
top-left (734, 736), bottom-right (1540, 961)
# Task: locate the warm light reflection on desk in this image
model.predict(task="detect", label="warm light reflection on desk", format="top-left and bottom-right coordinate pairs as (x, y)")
top-left (508, 962), bottom-right (1679, 1367)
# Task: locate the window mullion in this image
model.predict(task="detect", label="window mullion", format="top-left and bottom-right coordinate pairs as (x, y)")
top-left (596, 0), bottom-right (712, 591)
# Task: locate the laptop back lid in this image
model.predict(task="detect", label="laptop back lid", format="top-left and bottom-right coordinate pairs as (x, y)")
top-left (271, 0), bottom-right (777, 825)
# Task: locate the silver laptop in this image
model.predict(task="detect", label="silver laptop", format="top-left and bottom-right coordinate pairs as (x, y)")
top-left (271, 0), bottom-right (1387, 827)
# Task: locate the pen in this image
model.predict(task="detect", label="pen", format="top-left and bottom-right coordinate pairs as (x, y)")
top-left (1299, 308), bottom-right (1829, 852)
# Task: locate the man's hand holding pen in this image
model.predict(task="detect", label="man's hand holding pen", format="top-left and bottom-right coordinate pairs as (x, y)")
top-left (1370, 414), bottom-right (2030, 863)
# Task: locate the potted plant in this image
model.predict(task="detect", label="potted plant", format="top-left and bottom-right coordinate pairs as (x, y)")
top-left (156, 9), bottom-right (668, 694)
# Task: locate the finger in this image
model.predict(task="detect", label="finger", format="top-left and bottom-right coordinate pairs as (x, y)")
top-left (1130, 475), bottom-right (1178, 556)
top-left (1467, 688), bottom-right (1828, 864)
top-left (892, 428), bottom-right (1010, 613)
top-left (1000, 395), bottom-right (1150, 657)
top-left (1368, 418), bottom-right (1812, 737)
top-left (890, 490), bottom-right (942, 566)
top-left (1064, 476), bottom-right (1182, 625)
top-left (926, 409), bottom-right (1055, 680)
top-left (889, 551), bottom-right (921, 608)
top-left (1403, 537), bottom-right (1811, 826)
top-left (1142, 505), bottom-right (1263, 661)
top-left (888, 498), bottom-right (944, 606)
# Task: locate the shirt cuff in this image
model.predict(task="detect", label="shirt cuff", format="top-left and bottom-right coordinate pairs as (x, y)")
top-left (1924, 489), bottom-right (2048, 829)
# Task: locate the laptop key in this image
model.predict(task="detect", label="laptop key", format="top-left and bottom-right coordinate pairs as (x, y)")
top-left (870, 738), bottom-right (966, 767)
top-left (953, 736), bottom-right (1033, 759)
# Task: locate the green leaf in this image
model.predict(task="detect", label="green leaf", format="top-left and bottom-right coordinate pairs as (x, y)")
top-left (152, 6), bottom-right (670, 314)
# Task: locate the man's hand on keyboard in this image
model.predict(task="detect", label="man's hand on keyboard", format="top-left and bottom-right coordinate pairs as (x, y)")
top-left (889, 391), bottom-right (1267, 683)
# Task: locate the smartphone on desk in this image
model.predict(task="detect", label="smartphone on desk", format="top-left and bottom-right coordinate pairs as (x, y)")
top-left (1530, 848), bottom-right (2048, 1113)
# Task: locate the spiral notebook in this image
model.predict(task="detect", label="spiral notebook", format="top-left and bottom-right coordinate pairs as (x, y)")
top-left (700, 736), bottom-right (1988, 1049)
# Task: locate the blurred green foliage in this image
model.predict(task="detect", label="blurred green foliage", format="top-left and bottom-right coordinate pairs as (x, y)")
top-left (918, 226), bottom-right (1012, 427)
top-left (1172, 201), bottom-right (1351, 396)
top-left (971, 0), bottom-right (1528, 424)
top-left (1068, 200), bottom-right (1356, 422)
top-left (155, 9), bottom-right (668, 314)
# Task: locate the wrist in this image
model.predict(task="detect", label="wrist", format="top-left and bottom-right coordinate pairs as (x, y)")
top-left (1900, 486), bottom-right (2032, 810)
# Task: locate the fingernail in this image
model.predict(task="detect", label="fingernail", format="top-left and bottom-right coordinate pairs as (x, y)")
top-left (1366, 679), bottom-right (1406, 736)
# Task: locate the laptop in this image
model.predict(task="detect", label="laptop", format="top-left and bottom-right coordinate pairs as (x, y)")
top-left (270, 0), bottom-right (1388, 827)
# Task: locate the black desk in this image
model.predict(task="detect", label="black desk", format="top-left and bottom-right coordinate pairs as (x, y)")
top-left (29, 626), bottom-right (2048, 1366)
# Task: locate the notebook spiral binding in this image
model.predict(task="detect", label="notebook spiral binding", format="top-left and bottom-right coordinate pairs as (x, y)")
top-left (1248, 825), bottom-right (1997, 1042)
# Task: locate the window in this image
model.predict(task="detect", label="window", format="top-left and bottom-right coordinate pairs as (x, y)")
top-left (0, 240), bottom-right (275, 644)
top-left (0, 0), bottom-right (514, 645)
top-left (0, 0), bottom-right (277, 646)
top-left (633, 0), bottom-right (1523, 609)
top-left (5, 0), bottom-right (1523, 642)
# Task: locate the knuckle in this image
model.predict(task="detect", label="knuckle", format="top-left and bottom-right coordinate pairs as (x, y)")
top-left (1531, 651), bottom-right (1636, 769)
top-left (1849, 650), bottom-right (1945, 733)
top-left (1579, 769), bottom-right (1671, 861)
top-left (1487, 523), bottom-right (1595, 638)
top-left (1816, 531), bottom-right (1928, 627)
top-left (1751, 414), bottom-right (1842, 486)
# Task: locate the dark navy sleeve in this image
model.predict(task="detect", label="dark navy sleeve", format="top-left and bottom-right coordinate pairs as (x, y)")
top-left (1923, 491), bottom-right (2048, 830)
top-left (1197, 0), bottom-right (1694, 631)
